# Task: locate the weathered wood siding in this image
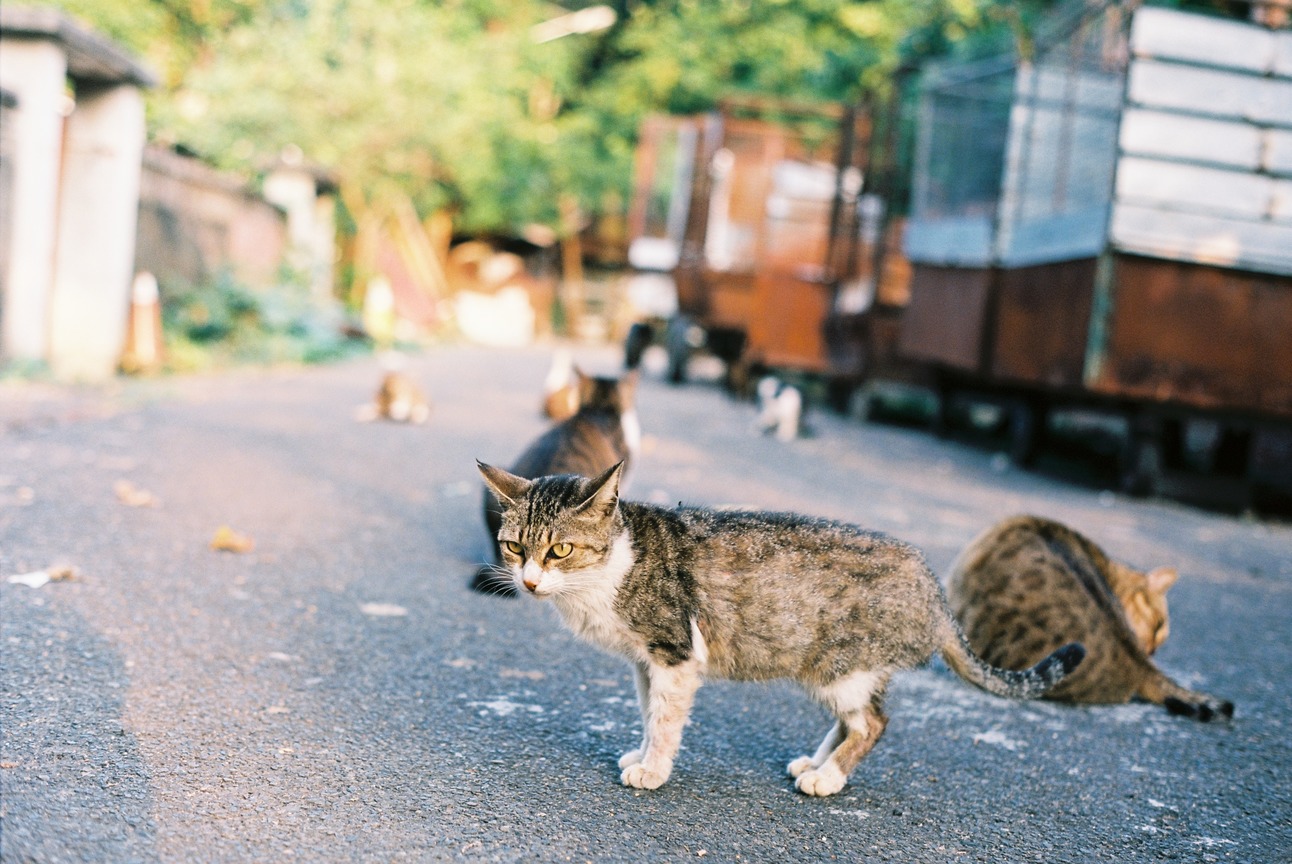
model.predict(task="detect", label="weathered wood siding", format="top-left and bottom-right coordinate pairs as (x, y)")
top-left (1111, 6), bottom-right (1292, 275)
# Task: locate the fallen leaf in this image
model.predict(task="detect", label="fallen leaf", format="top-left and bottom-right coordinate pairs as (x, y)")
top-left (210, 525), bottom-right (254, 553)
top-left (359, 602), bottom-right (408, 617)
top-left (114, 479), bottom-right (159, 507)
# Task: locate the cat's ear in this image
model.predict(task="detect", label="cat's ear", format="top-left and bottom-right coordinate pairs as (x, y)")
top-left (1146, 566), bottom-right (1178, 595)
top-left (477, 461), bottom-right (532, 506)
top-left (575, 461), bottom-right (623, 517)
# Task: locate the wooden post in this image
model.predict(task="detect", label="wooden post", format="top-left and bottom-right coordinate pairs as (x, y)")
top-left (559, 195), bottom-right (585, 336)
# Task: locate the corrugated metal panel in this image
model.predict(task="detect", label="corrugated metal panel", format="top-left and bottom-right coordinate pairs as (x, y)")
top-left (1275, 28), bottom-right (1292, 77)
top-left (1273, 178), bottom-right (1292, 222)
top-left (1112, 7), bottom-right (1292, 275)
top-left (1266, 129), bottom-right (1292, 177)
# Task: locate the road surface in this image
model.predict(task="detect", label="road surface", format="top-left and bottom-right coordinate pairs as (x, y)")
top-left (2, 343), bottom-right (1288, 863)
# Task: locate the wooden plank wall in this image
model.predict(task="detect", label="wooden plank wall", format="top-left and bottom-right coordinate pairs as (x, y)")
top-left (1111, 6), bottom-right (1292, 276)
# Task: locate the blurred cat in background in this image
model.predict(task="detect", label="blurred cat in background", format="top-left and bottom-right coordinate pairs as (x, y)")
top-left (755, 375), bottom-right (806, 441)
top-left (541, 348), bottom-right (580, 421)
top-left (356, 369), bottom-right (431, 424)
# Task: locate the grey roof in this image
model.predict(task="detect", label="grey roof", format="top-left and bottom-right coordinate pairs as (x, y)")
top-left (0, 6), bottom-right (157, 88)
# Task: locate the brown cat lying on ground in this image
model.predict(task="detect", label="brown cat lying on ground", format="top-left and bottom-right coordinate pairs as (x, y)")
top-left (946, 515), bottom-right (1233, 721)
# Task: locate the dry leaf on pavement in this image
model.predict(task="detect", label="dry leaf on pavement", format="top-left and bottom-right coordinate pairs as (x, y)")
top-left (210, 525), bottom-right (255, 553)
top-left (114, 479), bottom-right (159, 507)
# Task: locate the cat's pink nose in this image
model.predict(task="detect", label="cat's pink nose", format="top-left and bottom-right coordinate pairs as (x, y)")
top-left (522, 576), bottom-right (540, 593)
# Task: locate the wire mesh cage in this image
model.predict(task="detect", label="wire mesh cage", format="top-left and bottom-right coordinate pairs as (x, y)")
top-left (905, 0), bottom-right (1130, 268)
top-left (997, 2), bottom-right (1131, 266)
top-left (906, 54), bottom-right (1015, 268)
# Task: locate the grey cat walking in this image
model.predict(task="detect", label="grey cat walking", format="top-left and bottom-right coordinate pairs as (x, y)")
top-left (476, 461), bottom-right (1085, 796)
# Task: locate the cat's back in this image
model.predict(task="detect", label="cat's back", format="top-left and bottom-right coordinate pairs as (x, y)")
top-left (622, 504), bottom-right (946, 678)
top-left (946, 516), bottom-right (1149, 702)
top-left (511, 409), bottom-right (626, 478)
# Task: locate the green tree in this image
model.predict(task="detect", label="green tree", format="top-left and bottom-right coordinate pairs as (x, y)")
top-left (41, 0), bottom-right (1054, 244)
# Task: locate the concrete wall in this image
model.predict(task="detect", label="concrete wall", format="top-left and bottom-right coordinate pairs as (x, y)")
top-left (135, 146), bottom-right (289, 294)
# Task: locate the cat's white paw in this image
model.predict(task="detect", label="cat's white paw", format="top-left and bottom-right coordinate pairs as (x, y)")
top-left (794, 764), bottom-right (846, 797)
top-left (787, 756), bottom-right (815, 778)
top-left (617, 748), bottom-right (644, 770)
top-left (621, 760), bottom-right (671, 790)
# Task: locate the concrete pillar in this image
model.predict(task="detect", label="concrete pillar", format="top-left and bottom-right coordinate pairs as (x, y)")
top-left (0, 38), bottom-right (67, 363)
top-left (263, 162), bottom-right (336, 301)
top-left (47, 82), bottom-right (146, 380)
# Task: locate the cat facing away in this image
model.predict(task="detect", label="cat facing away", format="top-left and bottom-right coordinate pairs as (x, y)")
top-left (470, 368), bottom-right (640, 597)
top-left (945, 515), bottom-right (1232, 721)
top-left (541, 348), bottom-right (580, 421)
top-left (476, 462), bottom-right (1085, 796)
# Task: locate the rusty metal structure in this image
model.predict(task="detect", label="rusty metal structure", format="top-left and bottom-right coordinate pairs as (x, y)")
top-left (624, 98), bottom-right (891, 401)
top-left (621, 1), bottom-right (1291, 505)
top-left (899, 0), bottom-right (1292, 497)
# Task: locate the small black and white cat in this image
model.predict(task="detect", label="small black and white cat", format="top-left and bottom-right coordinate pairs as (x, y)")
top-left (476, 461), bottom-right (1084, 796)
top-left (754, 375), bottom-right (805, 441)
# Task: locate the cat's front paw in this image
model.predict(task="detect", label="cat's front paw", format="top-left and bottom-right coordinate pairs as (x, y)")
top-left (621, 760), bottom-right (671, 790)
top-left (787, 756), bottom-right (815, 778)
top-left (794, 764), bottom-right (846, 797)
top-left (617, 748), bottom-right (644, 770)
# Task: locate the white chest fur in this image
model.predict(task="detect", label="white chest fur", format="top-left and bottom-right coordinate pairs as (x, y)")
top-left (550, 534), bottom-right (643, 660)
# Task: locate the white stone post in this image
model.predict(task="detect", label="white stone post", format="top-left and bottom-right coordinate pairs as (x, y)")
top-left (47, 82), bottom-right (146, 380)
top-left (263, 163), bottom-right (337, 302)
top-left (0, 37), bottom-right (67, 363)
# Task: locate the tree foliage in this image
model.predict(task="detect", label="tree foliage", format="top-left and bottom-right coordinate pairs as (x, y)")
top-left (40, 0), bottom-right (1054, 237)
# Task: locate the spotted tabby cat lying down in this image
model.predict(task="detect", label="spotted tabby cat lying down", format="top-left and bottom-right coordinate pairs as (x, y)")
top-left (476, 461), bottom-right (1084, 796)
top-left (946, 515), bottom-right (1233, 721)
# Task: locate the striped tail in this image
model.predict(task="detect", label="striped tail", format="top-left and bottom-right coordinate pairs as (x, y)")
top-left (939, 619), bottom-right (1085, 700)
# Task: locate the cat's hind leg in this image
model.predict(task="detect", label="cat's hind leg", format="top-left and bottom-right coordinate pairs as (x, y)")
top-left (1140, 671), bottom-right (1234, 722)
top-left (787, 720), bottom-right (843, 778)
top-left (620, 659), bottom-right (702, 790)
top-left (796, 670), bottom-right (890, 797)
top-left (618, 661), bottom-right (652, 769)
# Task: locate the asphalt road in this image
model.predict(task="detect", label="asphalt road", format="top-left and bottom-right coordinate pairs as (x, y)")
top-left (2, 343), bottom-right (1289, 864)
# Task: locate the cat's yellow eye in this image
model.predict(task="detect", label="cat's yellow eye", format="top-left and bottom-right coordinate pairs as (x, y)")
top-left (503, 540), bottom-right (524, 556)
top-left (549, 542), bottom-right (573, 559)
